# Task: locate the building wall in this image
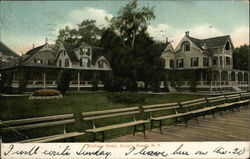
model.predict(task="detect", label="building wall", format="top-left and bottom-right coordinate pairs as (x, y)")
top-left (175, 46), bottom-right (211, 69)
top-left (56, 50), bottom-right (73, 68)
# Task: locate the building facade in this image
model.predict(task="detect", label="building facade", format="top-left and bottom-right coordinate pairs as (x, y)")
top-left (161, 32), bottom-right (249, 92)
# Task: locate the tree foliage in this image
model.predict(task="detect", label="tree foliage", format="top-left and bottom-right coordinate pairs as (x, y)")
top-left (57, 69), bottom-right (71, 94)
top-left (233, 44), bottom-right (249, 71)
top-left (100, 0), bottom-right (165, 92)
top-left (55, 20), bottom-right (103, 48)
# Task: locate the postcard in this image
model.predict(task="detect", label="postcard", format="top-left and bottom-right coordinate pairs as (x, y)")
top-left (0, 0), bottom-right (249, 159)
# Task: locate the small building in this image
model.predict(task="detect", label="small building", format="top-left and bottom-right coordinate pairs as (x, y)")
top-left (21, 41), bottom-right (56, 66)
top-left (161, 31), bottom-right (249, 92)
top-left (0, 41), bottom-right (20, 68)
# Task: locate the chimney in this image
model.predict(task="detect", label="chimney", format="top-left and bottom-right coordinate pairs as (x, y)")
top-left (32, 44), bottom-right (35, 49)
top-left (166, 37), bottom-right (168, 44)
top-left (185, 31), bottom-right (189, 37)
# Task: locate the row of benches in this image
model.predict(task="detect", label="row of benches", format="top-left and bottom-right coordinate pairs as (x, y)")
top-left (1, 92), bottom-right (249, 143)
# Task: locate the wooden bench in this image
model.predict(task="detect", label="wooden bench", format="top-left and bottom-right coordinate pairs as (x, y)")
top-left (142, 102), bottom-right (189, 134)
top-left (82, 107), bottom-right (148, 142)
top-left (179, 98), bottom-right (216, 125)
top-left (236, 92), bottom-right (250, 106)
top-left (225, 93), bottom-right (242, 111)
top-left (206, 95), bottom-right (234, 115)
top-left (1, 114), bottom-right (85, 143)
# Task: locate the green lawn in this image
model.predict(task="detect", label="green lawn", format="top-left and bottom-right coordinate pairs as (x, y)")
top-left (1, 92), bottom-right (207, 142)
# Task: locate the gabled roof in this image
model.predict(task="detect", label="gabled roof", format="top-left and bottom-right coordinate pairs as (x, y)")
top-left (187, 35), bottom-right (231, 50)
top-left (92, 47), bottom-right (106, 65)
top-left (22, 44), bottom-right (45, 62)
top-left (203, 35), bottom-right (230, 48)
top-left (61, 42), bottom-right (79, 63)
top-left (0, 41), bottom-right (19, 57)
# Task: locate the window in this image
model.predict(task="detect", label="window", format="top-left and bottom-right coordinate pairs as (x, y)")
top-left (225, 41), bottom-right (230, 50)
top-left (191, 57), bottom-right (199, 67)
top-left (36, 59), bottom-right (43, 64)
top-left (34, 58), bottom-right (37, 63)
top-left (59, 59), bottom-right (62, 67)
top-left (48, 60), bottom-right (54, 65)
top-left (226, 57), bottom-right (230, 65)
top-left (220, 56), bottom-right (222, 66)
top-left (212, 57), bottom-right (218, 65)
top-left (98, 60), bottom-right (107, 68)
top-left (182, 41), bottom-right (190, 52)
top-left (203, 57), bottom-right (209, 67)
top-left (80, 58), bottom-right (90, 67)
top-left (176, 59), bottom-right (184, 68)
top-left (170, 59), bottom-right (174, 68)
top-left (65, 58), bottom-right (69, 67)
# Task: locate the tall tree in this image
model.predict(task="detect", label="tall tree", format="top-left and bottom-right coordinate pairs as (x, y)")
top-left (233, 44), bottom-right (249, 71)
top-left (110, 0), bottom-right (155, 48)
top-left (55, 19), bottom-right (103, 47)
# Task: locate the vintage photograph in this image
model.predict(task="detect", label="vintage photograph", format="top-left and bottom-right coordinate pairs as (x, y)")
top-left (0, 0), bottom-right (249, 146)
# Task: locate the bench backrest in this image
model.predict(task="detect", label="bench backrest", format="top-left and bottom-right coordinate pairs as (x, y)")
top-left (225, 93), bottom-right (241, 103)
top-left (240, 92), bottom-right (250, 99)
top-left (142, 102), bottom-right (179, 118)
top-left (82, 107), bottom-right (140, 128)
top-left (1, 114), bottom-right (74, 132)
top-left (180, 98), bottom-right (207, 112)
top-left (206, 95), bottom-right (226, 106)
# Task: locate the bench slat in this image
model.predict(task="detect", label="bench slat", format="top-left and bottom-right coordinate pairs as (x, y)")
top-left (83, 111), bottom-right (140, 120)
top-left (20, 132), bottom-right (85, 143)
top-left (2, 119), bottom-right (75, 131)
top-left (85, 120), bottom-right (149, 133)
top-left (180, 98), bottom-right (206, 105)
top-left (2, 114), bottom-right (74, 126)
top-left (144, 106), bottom-right (179, 113)
top-left (181, 101), bottom-right (207, 107)
top-left (206, 95), bottom-right (225, 100)
top-left (143, 103), bottom-right (178, 109)
top-left (82, 107), bottom-right (139, 116)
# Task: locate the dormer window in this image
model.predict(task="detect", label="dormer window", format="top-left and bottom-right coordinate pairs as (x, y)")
top-left (201, 43), bottom-right (207, 50)
top-left (182, 41), bottom-right (190, 52)
top-left (225, 41), bottom-right (230, 50)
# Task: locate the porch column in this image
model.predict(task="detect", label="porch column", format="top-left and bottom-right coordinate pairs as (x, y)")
top-left (235, 72), bottom-right (238, 84)
top-left (228, 71), bottom-right (231, 83)
top-left (200, 71), bottom-right (203, 85)
top-left (43, 72), bottom-right (46, 89)
top-left (77, 71), bottom-right (80, 91)
top-left (219, 70), bottom-right (222, 85)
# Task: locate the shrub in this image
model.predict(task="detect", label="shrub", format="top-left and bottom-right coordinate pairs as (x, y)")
top-left (29, 89), bottom-right (62, 100)
top-left (106, 92), bottom-right (145, 104)
top-left (163, 80), bottom-right (169, 92)
top-left (18, 70), bottom-right (28, 93)
top-left (57, 70), bottom-right (71, 94)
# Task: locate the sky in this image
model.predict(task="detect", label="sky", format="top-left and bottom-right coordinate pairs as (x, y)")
top-left (0, 0), bottom-right (249, 55)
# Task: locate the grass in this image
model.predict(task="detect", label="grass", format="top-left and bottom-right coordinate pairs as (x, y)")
top-left (1, 92), bottom-right (207, 142)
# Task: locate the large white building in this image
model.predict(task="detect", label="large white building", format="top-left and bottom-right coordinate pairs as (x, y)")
top-left (161, 31), bottom-right (249, 92)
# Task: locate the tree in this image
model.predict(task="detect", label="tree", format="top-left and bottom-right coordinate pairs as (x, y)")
top-left (110, 0), bottom-right (155, 48)
top-left (18, 70), bottom-right (28, 94)
top-left (55, 20), bottom-right (103, 48)
top-left (57, 70), bottom-right (71, 94)
top-left (233, 44), bottom-right (249, 71)
top-left (100, 0), bottom-right (165, 92)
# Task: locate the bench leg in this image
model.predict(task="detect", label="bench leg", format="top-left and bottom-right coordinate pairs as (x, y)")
top-left (143, 124), bottom-right (146, 139)
top-left (101, 131), bottom-right (105, 142)
top-left (175, 117), bottom-right (178, 126)
top-left (93, 133), bottom-right (96, 142)
top-left (212, 110), bottom-right (215, 119)
top-left (184, 116), bottom-right (188, 127)
top-left (159, 120), bottom-right (163, 134)
top-left (195, 117), bottom-right (199, 125)
top-left (133, 125), bottom-right (136, 136)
